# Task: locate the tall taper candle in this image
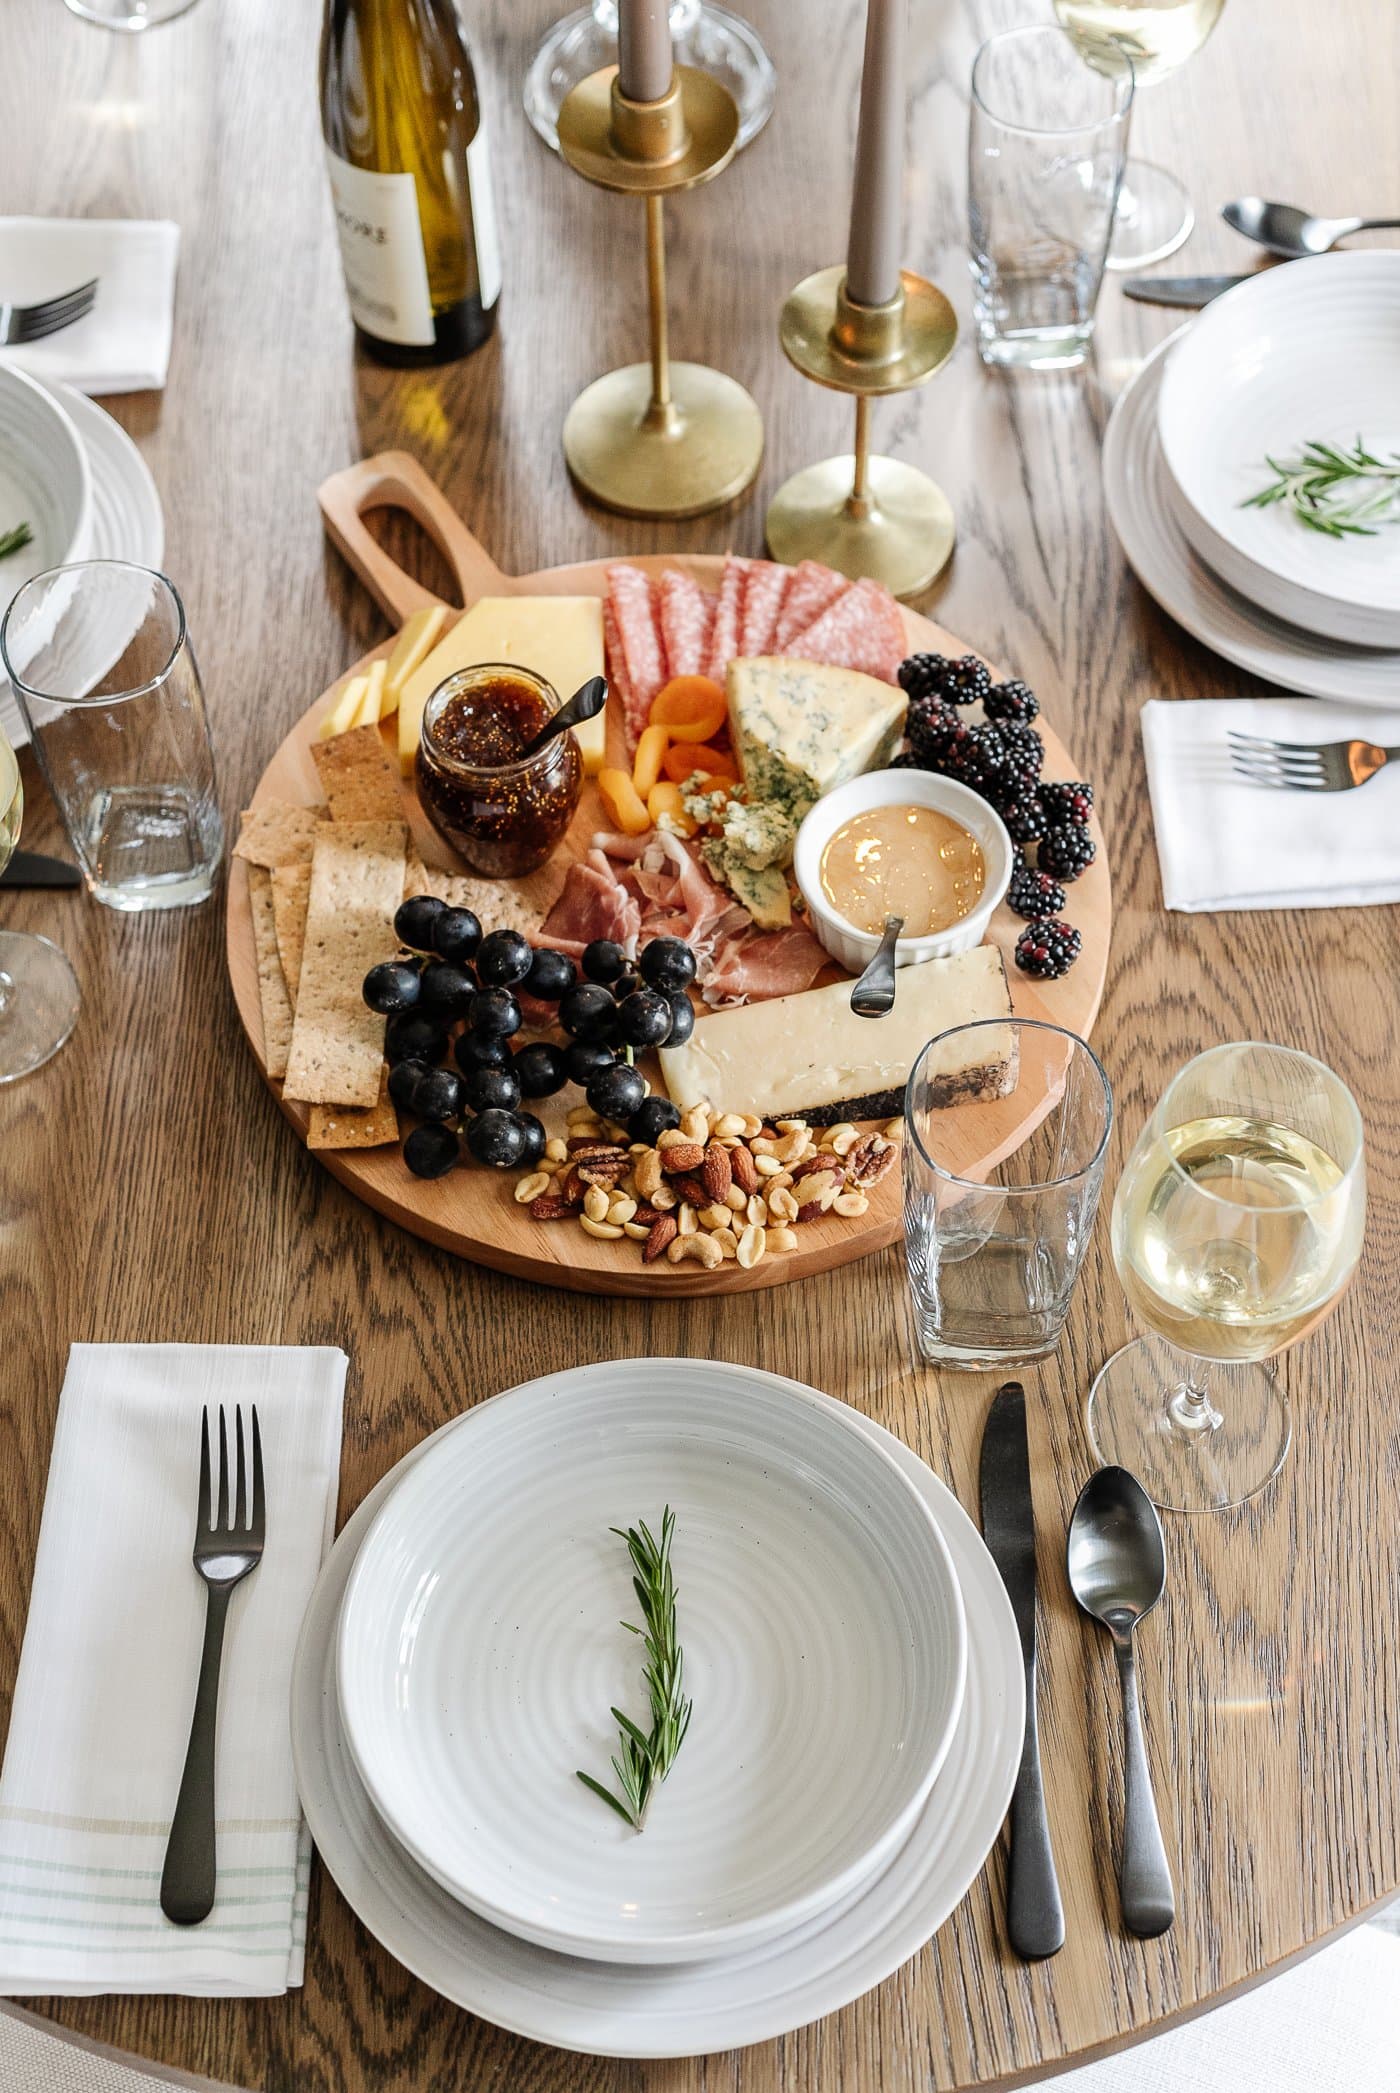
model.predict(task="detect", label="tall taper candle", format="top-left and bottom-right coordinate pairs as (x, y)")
top-left (618, 0), bottom-right (673, 104)
top-left (845, 0), bottom-right (907, 308)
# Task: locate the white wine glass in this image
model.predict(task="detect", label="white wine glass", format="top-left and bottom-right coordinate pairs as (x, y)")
top-left (1053, 0), bottom-right (1227, 268)
top-left (1088, 1042), bottom-right (1365, 1513)
top-left (0, 729), bottom-right (81, 1081)
top-left (523, 0), bottom-right (775, 154)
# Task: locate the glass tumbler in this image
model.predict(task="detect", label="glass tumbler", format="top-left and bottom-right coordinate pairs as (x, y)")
top-left (968, 25), bottom-right (1133, 372)
top-left (904, 1019), bottom-right (1113, 1369)
top-left (0, 562), bottom-right (222, 912)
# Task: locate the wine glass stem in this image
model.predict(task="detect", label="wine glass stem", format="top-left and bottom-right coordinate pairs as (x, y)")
top-left (1168, 1364), bottom-right (1225, 1437)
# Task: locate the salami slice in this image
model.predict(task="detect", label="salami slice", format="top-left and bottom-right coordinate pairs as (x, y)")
top-left (658, 569), bottom-right (716, 682)
top-left (704, 554), bottom-right (751, 683)
top-left (785, 576), bottom-right (906, 682)
top-left (606, 563), bottom-right (666, 747)
top-left (773, 560), bottom-right (850, 652)
top-left (738, 560), bottom-right (789, 659)
top-left (602, 596), bottom-right (632, 727)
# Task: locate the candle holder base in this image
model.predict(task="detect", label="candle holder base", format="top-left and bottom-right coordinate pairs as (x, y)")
top-left (564, 360), bottom-right (763, 518)
top-left (765, 452), bottom-right (954, 595)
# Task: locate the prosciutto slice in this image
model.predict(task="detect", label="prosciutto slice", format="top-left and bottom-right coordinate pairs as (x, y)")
top-left (538, 850), bottom-right (642, 958)
top-left (703, 924), bottom-right (829, 1006)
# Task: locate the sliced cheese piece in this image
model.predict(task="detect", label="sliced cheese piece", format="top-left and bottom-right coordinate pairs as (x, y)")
top-left (659, 946), bottom-right (1013, 1124)
top-left (397, 595), bottom-right (606, 777)
top-left (726, 656), bottom-right (907, 819)
top-left (383, 604), bottom-right (448, 713)
top-left (318, 673), bottom-right (370, 740)
top-left (349, 658), bottom-right (387, 729)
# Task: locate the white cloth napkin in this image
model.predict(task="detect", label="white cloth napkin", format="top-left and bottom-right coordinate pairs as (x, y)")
top-left (1141, 697), bottom-right (1400, 912)
top-left (0, 1345), bottom-right (346, 1997)
top-left (0, 220), bottom-right (180, 395)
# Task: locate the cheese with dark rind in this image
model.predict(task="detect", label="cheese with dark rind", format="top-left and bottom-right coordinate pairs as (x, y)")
top-left (659, 946), bottom-right (1014, 1123)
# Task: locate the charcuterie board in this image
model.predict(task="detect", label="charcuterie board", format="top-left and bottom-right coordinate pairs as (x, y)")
top-left (225, 452), bottom-right (1110, 1296)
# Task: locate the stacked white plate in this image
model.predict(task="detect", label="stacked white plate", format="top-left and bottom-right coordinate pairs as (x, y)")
top-left (0, 363), bottom-right (163, 747)
top-left (291, 1359), bottom-right (1025, 2056)
top-left (1104, 251), bottom-right (1400, 704)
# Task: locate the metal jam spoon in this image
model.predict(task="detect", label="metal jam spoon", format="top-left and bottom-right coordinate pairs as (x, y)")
top-left (518, 675), bottom-right (608, 759)
top-left (1222, 195), bottom-right (1400, 259)
top-left (1066, 1466), bottom-right (1175, 1939)
top-left (849, 915), bottom-right (904, 1018)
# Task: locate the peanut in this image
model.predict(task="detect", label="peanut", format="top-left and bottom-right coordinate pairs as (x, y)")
top-left (826, 1124), bottom-right (861, 1157)
top-left (651, 1184), bottom-right (677, 1211)
top-left (766, 1185), bottom-right (799, 1223)
top-left (544, 1137), bottom-right (569, 1164)
top-left (583, 1185), bottom-right (611, 1223)
top-left (677, 1202), bottom-right (698, 1236)
top-left (833, 1190), bottom-right (870, 1218)
top-left (514, 1172), bottom-right (550, 1204)
top-left (882, 1118), bottom-right (905, 1141)
top-left (746, 1193), bottom-right (767, 1226)
top-left (622, 1220), bottom-right (651, 1241)
top-left (775, 1119), bottom-right (809, 1135)
top-left (607, 1193), bottom-right (638, 1225)
top-left (699, 1202), bottom-right (732, 1233)
top-left (713, 1113), bottom-right (747, 1139)
top-left (767, 1226), bottom-right (798, 1252)
top-left (666, 1231), bottom-right (724, 1270)
top-left (566, 1105), bottom-right (602, 1130)
top-left (579, 1215), bottom-right (624, 1240)
top-left (755, 1153), bottom-right (783, 1178)
top-left (716, 1230), bottom-right (738, 1259)
top-left (724, 1183), bottom-right (748, 1212)
top-left (740, 1114), bottom-right (764, 1139)
top-left (736, 1222), bottom-right (766, 1270)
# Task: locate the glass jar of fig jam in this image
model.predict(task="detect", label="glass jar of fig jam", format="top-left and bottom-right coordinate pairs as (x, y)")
top-left (416, 664), bottom-right (583, 878)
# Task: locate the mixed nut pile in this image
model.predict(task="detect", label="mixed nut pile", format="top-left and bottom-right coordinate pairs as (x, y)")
top-left (515, 1100), bottom-right (901, 1273)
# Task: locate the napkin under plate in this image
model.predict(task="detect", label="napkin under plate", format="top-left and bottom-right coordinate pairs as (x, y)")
top-left (1142, 697), bottom-right (1400, 912)
top-left (0, 1344), bottom-right (345, 1996)
top-left (0, 221), bottom-right (179, 395)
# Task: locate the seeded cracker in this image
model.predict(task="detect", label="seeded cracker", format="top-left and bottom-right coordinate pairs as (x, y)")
top-left (283, 820), bottom-right (407, 1107)
top-left (311, 723), bottom-right (404, 823)
top-left (233, 800), bottom-right (324, 869)
top-left (270, 862), bottom-right (312, 1009)
top-left (308, 1066), bottom-right (398, 1150)
top-left (247, 865), bottom-right (294, 1079)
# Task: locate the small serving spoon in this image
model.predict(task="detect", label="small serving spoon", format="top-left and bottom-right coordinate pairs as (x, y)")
top-left (1222, 196), bottom-right (1400, 260)
top-left (1066, 1466), bottom-right (1175, 1940)
top-left (518, 675), bottom-right (608, 759)
top-left (849, 915), bottom-right (904, 1018)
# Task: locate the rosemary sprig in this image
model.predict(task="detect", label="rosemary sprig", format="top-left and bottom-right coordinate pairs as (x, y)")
top-left (1243, 438), bottom-right (1400, 539)
top-left (0, 522), bottom-right (32, 561)
top-left (577, 1507), bottom-right (692, 1833)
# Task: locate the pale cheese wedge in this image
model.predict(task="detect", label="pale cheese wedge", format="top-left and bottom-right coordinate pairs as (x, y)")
top-left (318, 673), bottom-right (369, 740)
top-left (382, 604), bottom-right (448, 717)
top-left (348, 658), bottom-right (387, 730)
top-left (397, 595), bottom-right (607, 776)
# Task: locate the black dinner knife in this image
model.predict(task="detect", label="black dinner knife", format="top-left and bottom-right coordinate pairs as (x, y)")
top-left (0, 849), bottom-right (80, 888)
top-left (1121, 273), bottom-right (1251, 309)
top-left (979, 1380), bottom-right (1064, 1960)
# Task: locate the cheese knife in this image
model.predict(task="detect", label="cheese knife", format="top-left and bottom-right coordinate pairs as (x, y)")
top-left (979, 1379), bottom-right (1064, 1960)
top-left (0, 848), bottom-right (81, 889)
top-left (1121, 273), bottom-right (1251, 308)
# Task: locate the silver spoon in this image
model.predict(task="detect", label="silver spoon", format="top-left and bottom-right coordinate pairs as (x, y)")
top-left (518, 675), bottom-right (608, 759)
top-left (1066, 1467), bottom-right (1175, 1940)
top-left (849, 914), bottom-right (903, 1018)
top-left (1222, 196), bottom-right (1400, 260)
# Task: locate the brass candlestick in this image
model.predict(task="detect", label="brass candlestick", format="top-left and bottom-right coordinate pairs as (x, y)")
top-left (766, 265), bottom-right (958, 598)
top-left (557, 66), bottom-right (764, 519)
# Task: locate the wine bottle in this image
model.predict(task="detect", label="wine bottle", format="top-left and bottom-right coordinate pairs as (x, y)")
top-left (320, 0), bottom-right (501, 367)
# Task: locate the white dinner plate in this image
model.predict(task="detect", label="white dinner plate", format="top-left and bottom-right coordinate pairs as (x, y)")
top-left (1157, 254), bottom-right (1400, 647)
top-left (0, 364), bottom-right (91, 599)
top-left (336, 1364), bottom-right (967, 1964)
top-left (0, 380), bottom-right (162, 749)
top-left (1103, 332), bottom-right (1400, 705)
top-left (291, 1365), bottom-right (1024, 2057)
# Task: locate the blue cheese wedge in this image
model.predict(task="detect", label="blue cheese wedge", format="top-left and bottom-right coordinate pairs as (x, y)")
top-left (659, 946), bottom-right (1013, 1124)
top-left (725, 656), bottom-right (908, 818)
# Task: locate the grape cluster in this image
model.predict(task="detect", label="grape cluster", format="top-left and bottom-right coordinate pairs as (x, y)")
top-left (362, 895), bottom-right (698, 1181)
top-left (895, 652), bottom-right (1097, 977)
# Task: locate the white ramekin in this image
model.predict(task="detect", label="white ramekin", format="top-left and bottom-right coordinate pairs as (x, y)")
top-left (793, 768), bottom-right (1013, 975)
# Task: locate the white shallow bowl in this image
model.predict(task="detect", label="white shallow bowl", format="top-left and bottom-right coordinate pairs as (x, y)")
top-left (1157, 253), bottom-right (1400, 647)
top-left (336, 1363), bottom-right (967, 1965)
top-left (793, 769), bottom-right (1013, 977)
top-left (291, 1367), bottom-right (1023, 2058)
top-left (0, 364), bottom-right (92, 599)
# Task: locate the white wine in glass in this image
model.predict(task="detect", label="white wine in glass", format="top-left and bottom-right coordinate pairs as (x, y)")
top-left (1088, 1044), bottom-right (1365, 1512)
top-left (0, 730), bottom-right (81, 1083)
top-left (1052, 0), bottom-right (1227, 267)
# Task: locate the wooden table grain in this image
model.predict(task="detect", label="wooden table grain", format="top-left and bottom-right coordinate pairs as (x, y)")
top-left (2, 0), bottom-right (1398, 2087)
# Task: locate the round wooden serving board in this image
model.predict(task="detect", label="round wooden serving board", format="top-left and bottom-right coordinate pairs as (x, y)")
top-left (226, 453), bottom-right (1111, 1296)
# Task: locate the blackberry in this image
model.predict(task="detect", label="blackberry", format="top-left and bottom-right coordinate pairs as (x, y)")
top-left (983, 678), bottom-right (1040, 725)
top-left (1014, 920), bottom-right (1081, 980)
top-left (941, 653), bottom-right (994, 707)
top-left (897, 652), bottom-right (950, 704)
top-left (1039, 822), bottom-right (1097, 882)
top-left (906, 700), bottom-right (961, 766)
top-left (1039, 779), bottom-right (1094, 828)
top-left (1003, 722), bottom-right (1046, 776)
top-left (996, 793), bottom-right (1045, 846)
top-left (1007, 863), bottom-right (1066, 920)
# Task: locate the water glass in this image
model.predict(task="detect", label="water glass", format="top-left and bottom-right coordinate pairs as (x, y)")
top-left (63, 0), bottom-right (201, 29)
top-left (0, 563), bottom-right (222, 912)
top-left (903, 1019), bottom-right (1113, 1369)
top-left (968, 25), bottom-right (1133, 372)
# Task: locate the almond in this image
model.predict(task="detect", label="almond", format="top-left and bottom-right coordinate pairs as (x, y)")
top-left (701, 1140), bottom-right (732, 1202)
top-left (729, 1143), bottom-right (759, 1196)
top-left (659, 1140), bottom-right (705, 1176)
top-left (671, 1173), bottom-right (709, 1207)
top-left (643, 1214), bottom-right (678, 1262)
top-left (528, 1195), bottom-right (574, 1222)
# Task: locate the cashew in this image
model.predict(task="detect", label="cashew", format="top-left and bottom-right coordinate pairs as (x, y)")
top-left (773, 1128), bottom-right (813, 1166)
top-left (658, 1127), bottom-right (693, 1150)
top-left (775, 1119), bottom-right (809, 1136)
top-left (881, 1118), bottom-right (906, 1141)
top-left (665, 1231), bottom-right (724, 1269)
top-left (736, 1222), bottom-right (766, 1269)
top-left (514, 1172), bottom-right (551, 1204)
top-left (740, 1115), bottom-right (764, 1139)
top-left (579, 1215), bottom-right (624, 1240)
top-left (680, 1103), bottom-right (711, 1144)
top-left (750, 1136), bottom-right (776, 1157)
top-left (634, 1148), bottom-right (665, 1201)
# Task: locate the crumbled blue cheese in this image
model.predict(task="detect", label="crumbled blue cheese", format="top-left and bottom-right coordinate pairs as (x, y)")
top-left (725, 656), bottom-right (908, 815)
top-left (719, 798), bottom-right (797, 871)
top-left (700, 836), bottom-right (792, 929)
top-left (682, 780), bottom-right (732, 826)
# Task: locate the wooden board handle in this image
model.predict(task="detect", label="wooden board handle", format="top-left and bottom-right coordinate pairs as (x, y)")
top-left (318, 451), bottom-right (511, 624)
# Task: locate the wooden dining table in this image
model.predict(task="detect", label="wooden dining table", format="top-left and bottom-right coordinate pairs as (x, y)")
top-left (4, 0), bottom-right (1400, 2085)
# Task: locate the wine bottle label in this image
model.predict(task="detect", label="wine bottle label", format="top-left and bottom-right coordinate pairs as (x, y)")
top-left (325, 149), bottom-right (435, 348)
top-left (466, 126), bottom-right (501, 313)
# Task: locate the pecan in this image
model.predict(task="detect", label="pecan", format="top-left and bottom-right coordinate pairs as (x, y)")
top-left (577, 1154), bottom-right (632, 1187)
top-left (567, 1138), bottom-right (629, 1159)
top-left (553, 1163), bottom-right (586, 1207)
top-left (642, 1214), bottom-right (678, 1263)
top-left (528, 1195), bottom-right (575, 1221)
top-left (729, 1143), bottom-right (759, 1196)
top-left (701, 1140), bottom-right (732, 1202)
top-left (659, 1140), bottom-right (706, 1176)
top-left (846, 1133), bottom-right (897, 1187)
